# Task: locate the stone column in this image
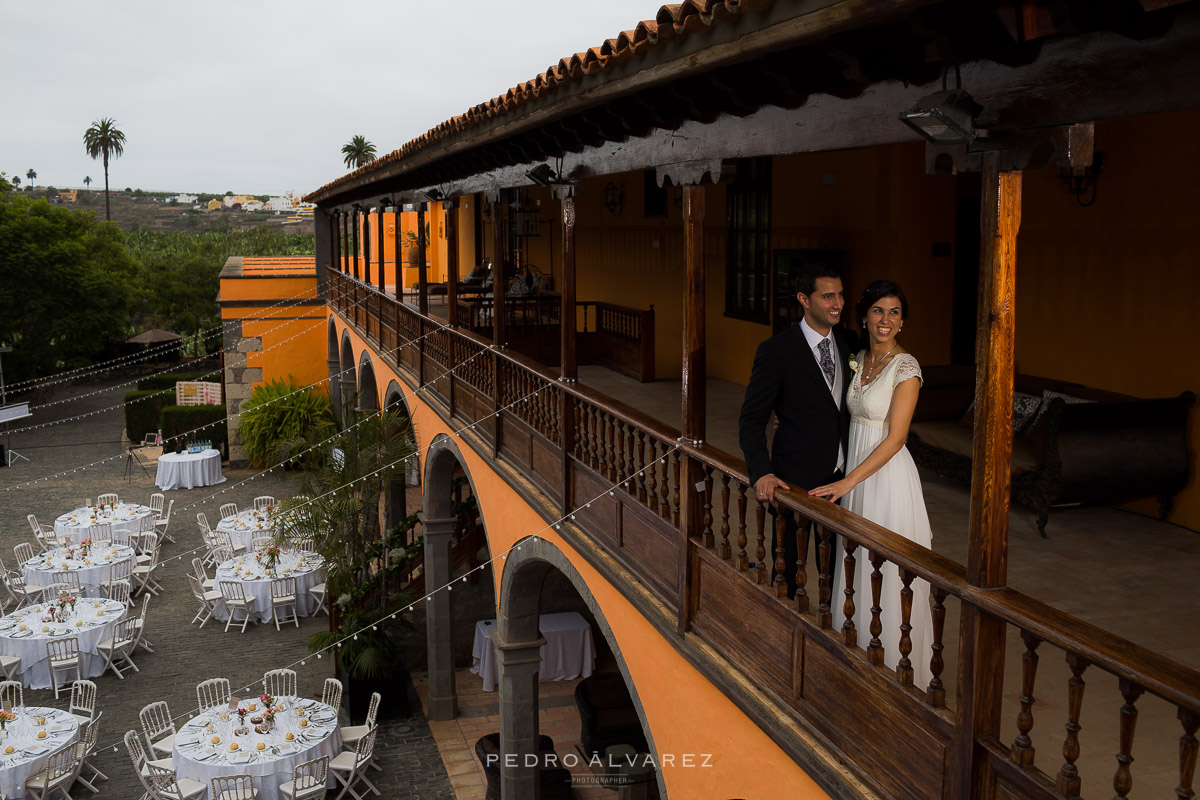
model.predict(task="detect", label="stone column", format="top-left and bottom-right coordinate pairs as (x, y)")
top-left (495, 632), bottom-right (546, 800)
top-left (423, 516), bottom-right (458, 721)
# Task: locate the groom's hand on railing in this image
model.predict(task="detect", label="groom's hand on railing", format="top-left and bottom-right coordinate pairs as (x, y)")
top-left (755, 474), bottom-right (789, 504)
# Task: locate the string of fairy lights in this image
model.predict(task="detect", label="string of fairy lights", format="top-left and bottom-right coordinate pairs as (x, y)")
top-left (4, 284), bottom-right (320, 395)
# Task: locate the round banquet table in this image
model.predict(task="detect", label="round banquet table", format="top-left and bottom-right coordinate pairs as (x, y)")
top-left (0, 707), bottom-right (80, 800)
top-left (156, 449), bottom-right (226, 491)
top-left (22, 545), bottom-right (137, 599)
top-left (0, 599), bottom-right (127, 689)
top-left (213, 553), bottom-right (325, 623)
top-left (173, 696), bottom-right (341, 800)
top-left (216, 509), bottom-right (276, 554)
top-left (53, 503), bottom-right (154, 546)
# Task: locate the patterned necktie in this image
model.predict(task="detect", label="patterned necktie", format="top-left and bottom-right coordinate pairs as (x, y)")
top-left (818, 338), bottom-right (835, 387)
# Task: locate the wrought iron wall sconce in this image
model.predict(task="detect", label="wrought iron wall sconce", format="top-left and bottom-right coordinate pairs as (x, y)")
top-left (1061, 153), bottom-right (1104, 207)
top-left (424, 188), bottom-right (445, 202)
top-left (603, 181), bottom-right (624, 217)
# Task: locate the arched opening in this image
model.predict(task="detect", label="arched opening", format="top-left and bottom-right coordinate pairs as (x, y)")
top-left (383, 380), bottom-right (418, 537)
top-left (493, 538), bottom-right (663, 800)
top-left (357, 353), bottom-right (379, 411)
top-left (421, 435), bottom-right (494, 723)
top-left (338, 331), bottom-right (356, 414)
top-left (326, 318), bottom-right (341, 424)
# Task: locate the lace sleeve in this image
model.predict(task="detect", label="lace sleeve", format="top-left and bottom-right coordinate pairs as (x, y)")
top-left (893, 354), bottom-right (923, 387)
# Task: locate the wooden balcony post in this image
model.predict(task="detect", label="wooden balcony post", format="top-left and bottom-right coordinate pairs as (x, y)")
top-left (351, 206), bottom-right (361, 281)
top-left (362, 205), bottom-right (372, 286)
top-left (492, 199), bottom-right (507, 347)
top-left (446, 199), bottom-right (459, 326)
top-left (560, 196), bottom-right (579, 517)
top-left (417, 203), bottom-right (429, 315)
top-left (953, 151), bottom-right (1021, 800)
top-left (326, 208), bottom-right (338, 279)
top-left (340, 210), bottom-right (349, 274)
top-left (376, 203), bottom-right (386, 295)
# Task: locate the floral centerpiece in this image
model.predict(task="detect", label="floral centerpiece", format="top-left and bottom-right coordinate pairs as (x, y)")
top-left (255, 546), bottom-right (282, 576)
top-left (57, 591), bottom-right (77, 621)
top-left (79, 538), bottom-right (93, 557)
top-left (0, 710), bottom-right (15, 732)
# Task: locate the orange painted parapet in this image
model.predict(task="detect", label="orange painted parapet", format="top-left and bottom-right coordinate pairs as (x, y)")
top-left (328, 316), bottom-right (834, 800)
top-left (243, 317), bottom-right (327, 392)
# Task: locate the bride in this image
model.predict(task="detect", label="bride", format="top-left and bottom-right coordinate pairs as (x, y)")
top-left (809, 280), bottom-right (933, 689)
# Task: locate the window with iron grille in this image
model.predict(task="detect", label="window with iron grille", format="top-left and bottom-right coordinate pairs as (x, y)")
top-left (724, 157), bottom-right (772, 323)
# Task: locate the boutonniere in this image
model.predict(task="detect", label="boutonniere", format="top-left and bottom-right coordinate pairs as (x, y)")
top-left (847, 354), bottom-right (860, 374)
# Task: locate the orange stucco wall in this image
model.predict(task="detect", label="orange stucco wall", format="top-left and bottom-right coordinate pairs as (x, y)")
top-left (329, 314), bottom-right (832, 800)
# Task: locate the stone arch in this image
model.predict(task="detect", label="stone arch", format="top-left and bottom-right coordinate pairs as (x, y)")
top-left (326, 318), bottom-right (342, 423)
top-left (496, 537), bottom-right (665, 800)
top-left (357, 352), bottom-right (379, 411)
top-left (338, 330), bottom-right (356, 414)
top-left (421, 434), bottom-right (495, 722)
top-left (383, 379), bottom-right (416, 534)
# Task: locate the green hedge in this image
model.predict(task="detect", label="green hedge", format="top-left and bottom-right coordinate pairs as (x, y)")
top-left (136, 372), bottom-right (214, 391)
top-left (160, 404), bottom-right (228, 457)
top-left (123, 390), bottom-right (172, 443)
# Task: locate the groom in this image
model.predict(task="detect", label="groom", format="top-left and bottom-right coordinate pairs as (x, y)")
top-left (738, 263), bottom-right (853, 599)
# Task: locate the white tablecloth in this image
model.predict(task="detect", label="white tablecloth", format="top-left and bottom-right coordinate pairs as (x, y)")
top-left (53, 503), bottom-right (154, 545)
top-left (174, 696), bottom-right (341, 800)
top-left (22, 545), bottom-right (137, 598)
top-left (213, 553), bottom-right (325, 623)
top-left (0, 707), bottom-right (80, 800)
top-left (216, 509), bottom-right (276, 554)
top-left (0, 599), bottom-right (126, 689)
top-left (156, 449), bottom-right (225, 490)
top-left (471, 611), bottom-right (596, 692)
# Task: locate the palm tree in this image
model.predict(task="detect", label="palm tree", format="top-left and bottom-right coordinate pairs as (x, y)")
top-left (341, 136), bottom-right (377, 169)
top-left (11, 176), bottom-right (18, 189)
top-left (83, 176), bottom-right (92, 189)
top-left (83, 118), bottom-right (126, 221)
top-left (25, 169), bottom-right (36, 188)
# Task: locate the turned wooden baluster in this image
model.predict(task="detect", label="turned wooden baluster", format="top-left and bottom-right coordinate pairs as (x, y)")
top-left (1179, 708), bottom-right (1199, 800)
top-left (671, 455), bottom-right (681, 528)
top-left (816, 526), bottom-right (833, 629)
top-left (599, 413), bottom-right (612, 481)
top-left (1011, 630), bottom-right (1043, 766)
top-left (1113, 678), bottom-right (1145, 799)
top-left (701, 467), bottom-right (714, 548)
top-left (719, 474), bottom-right (732, 560)
top-left (793, 514), bottom-right (809, 611)
top-left (645, 440), bottom-right (658, 510)
top-left (896, 569), bottom-right (915, 687)
top-left (585, 406), bottom-right (598, 468)
top-left (773, 511), bottom-right (787, 597)
top-left (867, 552), bottom-right (885, 666)
top-left (658, 451), bottom-right (670, 520)
top-left (926, 588), bottom-right (947, 707)
top-left (1056, 654), bottom-right (1090, 798)
top-left (621, 423), bottom-right (634, 490)
top-left (840, 540), bottom-right (857, 644)
top-left (754, 500), bottom-right (767, 584)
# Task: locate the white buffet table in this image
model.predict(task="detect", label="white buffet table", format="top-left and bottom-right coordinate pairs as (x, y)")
top-left (471, 611), bottom-right (596, 692)
top-left (156, 449), bottom-right (226, 491)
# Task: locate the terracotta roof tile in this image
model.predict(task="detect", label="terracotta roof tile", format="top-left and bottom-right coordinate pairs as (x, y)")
top-left (305, 0), bottom-right (774, 202)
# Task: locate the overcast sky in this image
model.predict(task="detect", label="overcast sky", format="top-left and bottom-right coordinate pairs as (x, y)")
top-left (1, 1), bottom-right (661, 197)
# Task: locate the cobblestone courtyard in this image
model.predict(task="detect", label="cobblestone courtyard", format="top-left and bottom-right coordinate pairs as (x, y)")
top-left (0, 375), bottom-right (454, 799)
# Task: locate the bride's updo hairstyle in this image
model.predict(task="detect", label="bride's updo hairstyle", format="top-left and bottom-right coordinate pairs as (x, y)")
top-left (855, 280), bottom-right (909, 326)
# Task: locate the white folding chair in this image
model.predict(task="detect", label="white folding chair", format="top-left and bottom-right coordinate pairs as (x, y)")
top-left (89, 522), bottom-right (113, 546)
top-left (217, 531), bottom-right (247, 558)
top-left (263, 668), bottom-right (297, 699)
top-left (219, 582), bottom-right (258, 633)
top-left (149, 493), bottom-right (165, 518)
top-left (251, 536), bottom-right (273, 553)
top-left (156, 499), bottom-right (176, 543)
top-left (288, 536), bottom-right (315, 554)
top-left (102, 559), bottom-right (133, 603)
top-left (219, 503), bottom-right (239, 521)
top-left (322, 677), bottom-right (344, 712)
top-left (132, 533), bottom-right (163, 596)
top-left (68, 678), bottom-right (98, 726)
top-left (23, 740), bottom-right (77, 800)
top-left (29, 514), bottom-right (59, 551)
top-left (211, 774), bottom-right (259, 800)
top-left (122, 728), bottom-right (178, 789)
top-left (140, 700), bottom-right (178, 758)
top-left (75, 710), bottom-right (108, 793)
top-left (279, 755), bottom-right (329, 800)
top-left (0, 653), bottom-right (19, 682)
top-left (269, 578), bottom-right (299, 631)
top-left (97, 493), bottom-right (119, 506)
top-left (148, 767), bottom-right (206, 800)
top-left (329, 727), bottom-right (379, 799)
top-left (106, 579), bottom-right (132, 610)
top-left (13, 542), bottom-right (36, 568)
top-left (133, 593), bottom-right (155, 654)
top-left (191, 557), bottom-right (215, 591)
top-left (253, 496), bottom-right (276, 511)
top-left (309, 579), bottom-right (329, 617)
top-left (187, 574), bottom-right (220, 629)
top-left (45, 638), bottom-right (81, 699)
top-left (96, 617), bottom-right (139, 679)
top-left (4, 570), bottom-right (43, 608)
top-left (51, 570), bottom-right (82, 594)
top-left (0, 679), bottom-right (23, 709)
top-left (196, 677), bottom-right (231, 711)
top-left (109, 526), bottom-right (132, 548)
top-left (340, 691), bottom-right (381, 772)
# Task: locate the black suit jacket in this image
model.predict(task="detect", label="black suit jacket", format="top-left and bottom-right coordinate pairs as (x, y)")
top-left (738, 324), bottom-right (854, 490)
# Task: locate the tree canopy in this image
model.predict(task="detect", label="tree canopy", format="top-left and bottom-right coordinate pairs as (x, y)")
top-left (341, 135), bottom-right (377, 169)
top-left (0, 194), bottom-right (138, 380)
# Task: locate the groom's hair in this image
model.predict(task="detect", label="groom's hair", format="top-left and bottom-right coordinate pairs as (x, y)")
top-left (793, 262), bottom-right (843, 297)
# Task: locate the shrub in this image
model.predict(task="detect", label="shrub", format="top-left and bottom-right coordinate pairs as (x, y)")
top-left (160, 404), bottom-right (228, 456)
top-left (136, 372), bottom-right (213, 391)
top-left (238, 377), bottom-right (334, 467)
top-left (123, 389), bottom-right (172, 443)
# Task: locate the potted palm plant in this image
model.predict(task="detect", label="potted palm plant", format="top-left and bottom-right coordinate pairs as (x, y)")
top-left (274, 404), bottom-right (419, 718)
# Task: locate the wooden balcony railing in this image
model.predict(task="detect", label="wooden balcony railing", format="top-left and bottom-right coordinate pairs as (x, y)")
top-left (330, 269), bottom-right (1200, 800)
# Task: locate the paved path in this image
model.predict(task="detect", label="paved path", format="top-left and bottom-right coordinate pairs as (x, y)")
top-left (0, 374), bottom-right (454, 799)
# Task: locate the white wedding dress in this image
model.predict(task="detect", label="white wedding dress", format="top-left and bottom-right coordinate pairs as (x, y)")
top-left (833, 352), bottom-right (933, 689)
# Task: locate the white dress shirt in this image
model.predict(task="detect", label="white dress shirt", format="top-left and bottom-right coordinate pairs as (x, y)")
top-left (799, 317), bottom-right (845, 472)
